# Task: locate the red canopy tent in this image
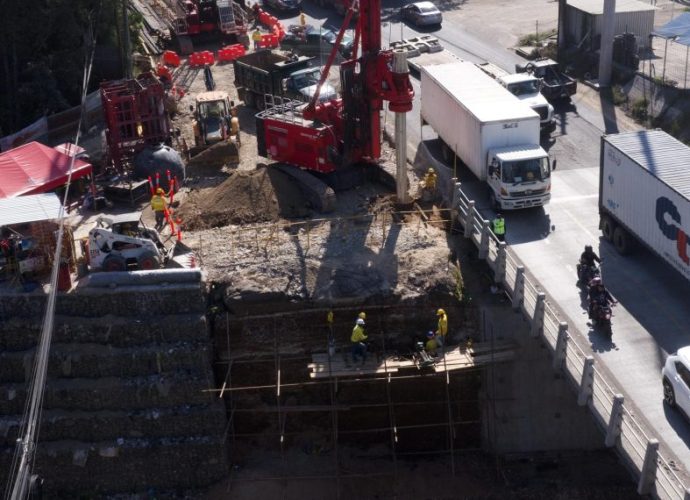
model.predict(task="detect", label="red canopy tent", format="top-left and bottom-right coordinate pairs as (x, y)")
top-left (0, 141), bottom-right (92, 199)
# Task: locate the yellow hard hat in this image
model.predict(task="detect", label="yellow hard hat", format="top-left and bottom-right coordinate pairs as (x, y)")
top-left (428, 167), bottom-right (434, 173)
top-left (156, 188), bottom-right (164, 194)
top-left (437, 308), bottom-right (445, 316)
top-left (358, 312), bottom-right (366, 320)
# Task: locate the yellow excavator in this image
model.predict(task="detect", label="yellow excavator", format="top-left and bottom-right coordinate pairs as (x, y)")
top-left (188, 91), bottom-right (240, 169)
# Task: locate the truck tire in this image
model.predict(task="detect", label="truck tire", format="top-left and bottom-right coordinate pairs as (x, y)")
top-left (137, 251), bottom-right (161, 270)
top-left (612, 226), bottom-right (632, 255)
top-left (440, 141), bottom-right (454, 163)
top-left (244, 91), bottom-right (256, 108)
top-left (600, 215), bottom-right (615, 242)
top-left (102, 254), bottom-right (127, 272)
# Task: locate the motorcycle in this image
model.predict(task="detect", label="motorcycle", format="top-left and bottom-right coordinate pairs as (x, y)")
top-left (577, 259), bottom-right (600, 286)
top-left (590, 299), bottom-right (614, 337)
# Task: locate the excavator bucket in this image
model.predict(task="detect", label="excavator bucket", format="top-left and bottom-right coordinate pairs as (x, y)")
top-left (187, 139), bottom-right (240, 171)
top-left (166, 240), bottom-right (199, 269)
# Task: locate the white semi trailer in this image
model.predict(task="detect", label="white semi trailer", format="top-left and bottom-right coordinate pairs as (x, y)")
top-left (421, 61), bottom-right (554, 210)
top-left (600, 130), bottom-right (690, 282)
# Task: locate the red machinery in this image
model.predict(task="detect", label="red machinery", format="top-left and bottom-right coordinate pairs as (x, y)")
top-left (171, 0), bottom-right (248, 52)
top-left (255, 0), bottom-right (414, 176)
top-left (100, 72), bottom-right (171, 171)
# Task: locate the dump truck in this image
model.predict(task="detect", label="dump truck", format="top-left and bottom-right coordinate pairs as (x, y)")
top-left (477, 62), bottom-right (555, 134)
top-left (87, 213), bottom-right (196, 272)
top-left (599, 130), bottom-right (690, 282)
top-left (515, 58), bottom-right (577, 102)
top-left (233, 51), bottom-right (337, 109)
top-left (421, 61), bottom-right (554, 210)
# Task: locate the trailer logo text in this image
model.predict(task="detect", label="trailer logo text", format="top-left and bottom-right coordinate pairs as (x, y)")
top-left (656, 196), bottom-right (690, 265)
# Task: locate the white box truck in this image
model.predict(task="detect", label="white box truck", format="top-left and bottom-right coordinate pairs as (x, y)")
top-left (421, 61), bottom-right (553, 210)
top-left (600, 130), bottom-right (690, 281)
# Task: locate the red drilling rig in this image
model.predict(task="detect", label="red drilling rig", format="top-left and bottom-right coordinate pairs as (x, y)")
top-left (255, 0), bottom-right (414, 182)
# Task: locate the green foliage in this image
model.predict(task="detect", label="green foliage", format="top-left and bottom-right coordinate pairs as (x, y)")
top-left (0, 0), bottom-right (124, 134)
top-left (518, 29), bottom-right (557, 47)
top-left (452, 265), bottom-right (464, 303)
top-left (611, 86), bottom-right (627, 106)
top-left (631, 97), bottom-right (648, 121)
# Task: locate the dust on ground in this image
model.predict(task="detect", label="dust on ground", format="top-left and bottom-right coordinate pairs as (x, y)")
top-left (177, 165), bottom-right (311, 229)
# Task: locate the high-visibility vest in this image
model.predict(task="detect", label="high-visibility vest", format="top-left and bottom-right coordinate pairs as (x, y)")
top-left (151, 195), bottom-right (166, 211)
top-left (351, 325), bottom-right (367, 343)
top-left (493, 218), bottom-right (505, 235)
top-left (252, 30), bottom-right (262, 41)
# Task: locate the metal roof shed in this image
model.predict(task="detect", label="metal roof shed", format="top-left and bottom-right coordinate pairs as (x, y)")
top-left (0, 193), bottom-right (62, 227)
top-left (566, 0), bottom-right (656, 49)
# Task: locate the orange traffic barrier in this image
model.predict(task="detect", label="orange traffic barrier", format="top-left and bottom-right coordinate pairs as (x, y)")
top-left (218, 44), bottom-right (246, 62)
top-left (189, 50), bottom-right (215, 67)
top-left (163, 50), bottom-right (181, 67)
top-left (157, 64), bottom-right (173, 82)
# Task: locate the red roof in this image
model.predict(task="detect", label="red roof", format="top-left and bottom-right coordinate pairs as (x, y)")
top-left (0, 141), bottom-right (92, 199)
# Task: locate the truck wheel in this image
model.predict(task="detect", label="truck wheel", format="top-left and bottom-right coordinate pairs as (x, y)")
top-left (102, 254), bottom-right (127, 272)
top-left (600, 215), bottom-right (615, 242)
top-left (440, 141), bottom-right (454, 163)
top-left (612, 226), bottom-right (632, 255)
top-left (244, 92), bottom-right (256, 108)
top-left (138, 251), bottom-right (161, 270)
top-left (489, 191), bottom-right (500, 211)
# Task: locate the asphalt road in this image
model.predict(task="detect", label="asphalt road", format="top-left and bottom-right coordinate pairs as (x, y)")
top-left (278, 0), bottom-right (690, 483)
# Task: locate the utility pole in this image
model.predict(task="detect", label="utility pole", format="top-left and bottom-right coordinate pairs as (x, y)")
top-left (598, 0), bottom-right (616, 87)
top-left (122, 0), bottom-right (132, 79)
top-left (557, 0), bottom-right (567, 63)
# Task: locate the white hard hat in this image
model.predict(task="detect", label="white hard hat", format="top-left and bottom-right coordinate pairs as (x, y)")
top-left (356, 318), bottom-right (365, 325)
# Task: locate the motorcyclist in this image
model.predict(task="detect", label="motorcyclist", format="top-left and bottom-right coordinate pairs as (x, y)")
top-left (587, 277), bottom-right (615, 319)
top-left (579, 245), bottom-right (601, 282)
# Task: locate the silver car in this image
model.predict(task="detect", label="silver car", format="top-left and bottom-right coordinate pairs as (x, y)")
top-left (662, 346), bottom-right (690, 415)
top-left (401, 1), bottom-right (443, 27)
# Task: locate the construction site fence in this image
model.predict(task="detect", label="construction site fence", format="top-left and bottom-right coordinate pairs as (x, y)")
top-left (451, 181), bottom-right (689, 500)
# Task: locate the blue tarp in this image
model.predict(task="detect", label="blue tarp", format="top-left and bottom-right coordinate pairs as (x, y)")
top-left (653, 12), bottom-right (690, 46)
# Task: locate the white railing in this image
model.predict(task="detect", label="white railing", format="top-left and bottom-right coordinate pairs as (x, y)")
top-left (452, 181), bottom-right (690, 500)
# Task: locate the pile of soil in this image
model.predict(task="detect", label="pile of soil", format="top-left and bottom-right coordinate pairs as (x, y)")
top-left (178, 166), bottom-right (311, 230)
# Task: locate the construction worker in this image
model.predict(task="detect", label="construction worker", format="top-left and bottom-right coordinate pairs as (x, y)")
top-left (421, 167), bottom-right (437, 201)
top-left (425, 331), bottom-right (438, 357)
top-left (151, 188), bottom-right (168, 231)
top-left (435, 308), bottom-right (448, 349)
top-left (230, 107), bottom-right (241, 146)
top-left (299, 12), bottom-right (307, 27)
top-left (492, 213), bottom-right (506, 242)
top-left (252, 28), bottom-right (262, 50)
top-left (351, 318), bottom-right (368, 366)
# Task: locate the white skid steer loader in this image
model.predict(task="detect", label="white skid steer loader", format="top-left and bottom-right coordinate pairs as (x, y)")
top-left (86, 213), bottom-right (196, 272)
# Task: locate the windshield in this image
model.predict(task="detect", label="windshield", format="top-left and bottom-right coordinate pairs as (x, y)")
top-left (199, 101), bottom-right (225, 118)
top-left (507, 80), bottom-right (539, 96)
top-left (501, 157), bottom-right (549, 184)
top-left (292, 69), bottom-right (321, 89)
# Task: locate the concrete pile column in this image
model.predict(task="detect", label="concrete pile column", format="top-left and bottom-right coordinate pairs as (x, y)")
top-left (393, 50), bottom-right (410, 204)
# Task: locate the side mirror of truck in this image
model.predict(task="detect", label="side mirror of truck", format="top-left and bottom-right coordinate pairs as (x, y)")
top-left (189, 105), bottom-right (194, 113)
top-left (282, 78), bottom-right (289, 92)
top-left (552, 159), bottom-right (557, 171)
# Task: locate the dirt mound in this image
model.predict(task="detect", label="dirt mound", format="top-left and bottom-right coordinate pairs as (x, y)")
top-left (178, 166), bottom-right (311, 230)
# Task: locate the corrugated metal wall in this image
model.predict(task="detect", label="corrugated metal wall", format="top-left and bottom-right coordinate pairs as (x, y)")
top-left (566, 6), bottom-right (654, 49)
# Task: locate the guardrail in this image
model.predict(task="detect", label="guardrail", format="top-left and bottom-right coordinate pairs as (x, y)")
top-left (451, 181), bottom-right (690, 500)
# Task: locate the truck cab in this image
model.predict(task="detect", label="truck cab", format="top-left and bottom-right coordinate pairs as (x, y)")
top-left (487, 145), bottom-right (552, 210)
top-left (283, 67), bottom-right (337, 102)
top-left (497, 74), bottom-right (555, 134)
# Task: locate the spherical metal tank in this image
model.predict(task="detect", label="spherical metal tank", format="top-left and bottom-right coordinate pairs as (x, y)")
top-left (133, 143), bottom-right (185, 190)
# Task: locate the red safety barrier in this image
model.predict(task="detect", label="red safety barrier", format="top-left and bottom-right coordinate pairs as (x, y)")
top-left (189, 50), bottom-right (215, 67)
top-left (163, 50), bottom-right (181, 67)
top-left (273, 24), bottom-right (285, 41)
top-left (218, 44), bottom-right (247, 62)
top-left (259, 11), bottom-right (271, 25)
top-left (260, 34), bottom-right (279, 49)
top-left (157, 64), bottom-right (173, 82)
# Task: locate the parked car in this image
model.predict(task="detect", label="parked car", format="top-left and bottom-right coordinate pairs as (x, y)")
top-left (280, 25), bottom-right (354, 58)
top-left (662, 347), bottom-right (690, 415)
top-left (400, 1), bottom-right (442, 27)
top-left (264, 0), bottom-right (302, 12)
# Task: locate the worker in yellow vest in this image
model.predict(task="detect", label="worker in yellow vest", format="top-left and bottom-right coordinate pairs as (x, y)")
top-left (492, 213), bottom-right (505, 241)
top-left (351, 318), bottom-right (368, 366)
top-left (435, 308), bottom-right (448, 349)
top-left (151, 188), bottom-right (168, 230)
top-left (252, 28), bottom-right (263, 50)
